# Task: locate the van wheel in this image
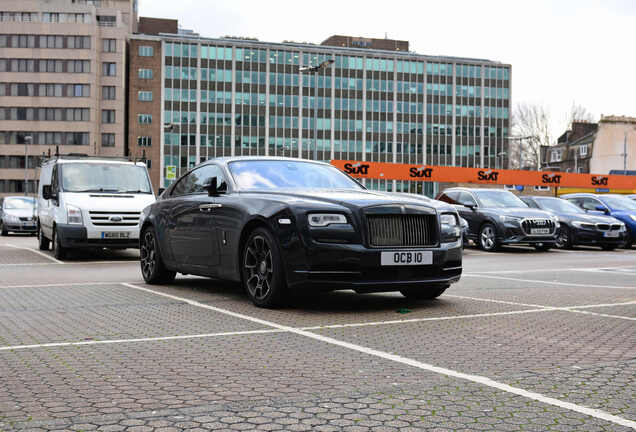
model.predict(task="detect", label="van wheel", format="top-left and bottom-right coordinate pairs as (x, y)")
top-left (52, 227), bottom-right (67, 260)
top-left (38, 226), bottom-right (50, 250)
top-left (140, 226), bottom-right (176, 284)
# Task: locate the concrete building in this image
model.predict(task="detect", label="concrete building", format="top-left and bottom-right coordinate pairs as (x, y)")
top-left (542, 116), bottom-right (636, 175)
top-left (128, 20), bottom-right (512, 196)
top-left (0, 0), bottom-right (137, 196)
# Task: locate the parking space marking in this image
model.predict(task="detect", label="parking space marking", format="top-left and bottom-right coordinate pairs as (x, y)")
top-left (0, 281), bottom-right (134, 290)
top-left (0, 328), bottom-right (283, 352)
top-left (468, 264), bottom-right (636, 275)
top-left (4, 244), bottom-right (64, 264)
top-left (464, 273), bottom-right (636, 290)
top-left (567, 309), bottom-right (636, 321)
top-left (446, 294), bottom-right (553, 309)
top-left (118, 282), bottom-right (636, 429)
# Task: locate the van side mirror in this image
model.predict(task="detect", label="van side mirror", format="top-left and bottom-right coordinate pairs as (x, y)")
top-left (42, 185), bottom-right (54, 200)
top-left (157, 187), bottom-right (165, 196)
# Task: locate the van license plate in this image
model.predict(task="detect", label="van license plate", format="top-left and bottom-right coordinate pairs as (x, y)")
top-left (102, 232), bottom-right (130, 239)
top-left (531, 228), bottom-right (550, 235)
top-left (381, 251), bottom-right (432, 266)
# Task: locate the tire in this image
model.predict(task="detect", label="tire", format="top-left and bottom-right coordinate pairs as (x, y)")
top-left (533, 243), bottom-right (551, 252)
top-left (624, 229), bottom-right (633, 249)
top-left (52, 227), bottom-right (67, 260)
top-left (0, 221), bottom-right (7, 236)
top-left (38, 225), bottom-right (50, 250)
top-left (478, 223), bottom-right (499, 252)
top-left (241, 227), bottom-right (286, 308)
top-left (400, 284), bottom-right (449, 300)
top-left (601, 244), bottom-right (616, 251)
top-left (555, 225), bottom-right (573, 249)
top-left (140, 226), bottom-right (176, 284)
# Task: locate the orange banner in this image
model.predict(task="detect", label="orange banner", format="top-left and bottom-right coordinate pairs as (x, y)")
top-left (331, 160), bottom-right (636, 189)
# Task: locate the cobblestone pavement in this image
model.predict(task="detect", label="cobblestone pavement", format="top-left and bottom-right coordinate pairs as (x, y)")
top-left (0, 237), bottom-right (635, 431)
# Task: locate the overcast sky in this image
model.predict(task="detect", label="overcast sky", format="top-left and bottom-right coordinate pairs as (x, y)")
top-left (139, 0), bottom-right (635, 140)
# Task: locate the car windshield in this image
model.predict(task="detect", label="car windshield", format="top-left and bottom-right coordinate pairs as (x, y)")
top-left (602, 195), bottom-right (636, 211)
top-left (474, 190), bottom-right (527, 208)
top-left (4, 197), bottom-right (35, 210)
top-left (535, 197), bottom-right (585, 214)
top-left (61, 163), bottom-right (152, 193)
top-left (228, 160), bottom-right (364, 191)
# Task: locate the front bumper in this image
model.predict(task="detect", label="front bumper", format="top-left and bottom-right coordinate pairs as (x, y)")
top-left (3, 221), bottom-right (37, 233)
top-left (499, 225), bottom-right (558, 245)
top-left (56, 224), bottom-right (139, 249)
top-left (284, 240), bottom-right (462, 292)
top-left (571, 228), bottom-right (626, 246)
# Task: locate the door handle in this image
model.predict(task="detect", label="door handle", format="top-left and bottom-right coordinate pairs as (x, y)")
top-left (199, 203), bottom-right (222, 212)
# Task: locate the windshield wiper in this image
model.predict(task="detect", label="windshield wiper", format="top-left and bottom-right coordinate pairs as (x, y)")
top-left (69, 188), bottom-right (121, 193)
top-left (120, 189), bottom-right (152, 194)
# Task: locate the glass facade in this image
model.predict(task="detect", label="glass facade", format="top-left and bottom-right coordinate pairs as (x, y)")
top-left (159, 39), bottom-right (511, 195)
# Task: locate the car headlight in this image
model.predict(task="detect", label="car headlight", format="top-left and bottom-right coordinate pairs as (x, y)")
top-left (440, 213), bottom-right (458, 226)
top-left (572, 221), bottom-right (595, 229)
top-left (618, 223), bottom-right (626, 232)
top-left (4, 214), bottom-right (20, 224)
top-left (499, 215), bottom-right (521, 224)
top-left (66, 205), bottom-right (83, 225)
top-left (630, 215), bottom-right (636, 222)
top-left (308, 213), bottom-right (347, 227)
top-left (440, 213), bottom-right (461, 243)
top-left (550, 215), bottom-right (560, 228)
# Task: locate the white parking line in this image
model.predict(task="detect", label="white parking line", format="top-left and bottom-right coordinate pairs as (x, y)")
top-left (464, 273), bottom-right (636, 290)
top-left (445, 294), bottom-right (552, 309)
top-left (4, 244), bottom-right (64, 264)
top-left (118, 282), bottom-right (636, 429)
top-left (0, 281), bottom-right (133, 289)
top-left (567, 309), bottom-right (636, 321)
top-left (468, 265), bottom-right (636, 275)
top-left (0, 329), bottom-right (283, 351)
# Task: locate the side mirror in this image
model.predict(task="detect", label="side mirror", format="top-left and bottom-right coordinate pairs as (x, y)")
top-left (157, 187), bottom-right (165, 196)
top-left (596, 205), bottom-right (609, 214)
top-left (204, 177), bottom-right (226, 196)
top-left (463, 203), bottom-right (476, 210)
top-left (42, 185), bottom-right (53, 200)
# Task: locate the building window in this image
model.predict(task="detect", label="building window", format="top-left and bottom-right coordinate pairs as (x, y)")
top-left (42, 12), bottom-right (60, 23)
top-left (138, 68), bottom-right (153, 79)
top-left (102, 62), bottom-right (116, 76)
top-left (138, 114), bottom-right (152, 124)
top-left (102, 86), bottom-right (115, 100)
top-left (137, 136), bottom-right (152, 146)
top-left (101, 110), bottom-right (115, 124)
top-left (101, 133), bottom-right (115, 147)
top-left (138, 46), bottom-right (154, 56)
top-left (579, 144), bottom-right (588, 157)
top-left (102, 38), bottom-right (116, 52)
top-left (138, 91), bottom-right (152, 101)
top-left (96, 15), bottom-right (116, 27)
top-left (550, 150), bottom-right (561, 163)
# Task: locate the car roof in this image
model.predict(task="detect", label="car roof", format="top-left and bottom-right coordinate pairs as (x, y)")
top-left (44, 159), bottom-right (145, 166)
top-left (443, 187), bottom-right (510, 193)
top-left (203, 156), bottom-right (332, 167)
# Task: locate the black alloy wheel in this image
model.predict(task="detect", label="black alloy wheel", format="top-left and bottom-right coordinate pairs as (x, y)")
top-left (52, 227), bottom-right (66, 260)
top-left (140, 226), bottom-right (176, 284)
top-left (0, 220), bottom-right (7, 236)
top-left (624, 228), bottom-right (633, 249)
top-left (479, 223), bottom-right (499, 252)
top-left (555, 225), bottom-right (572, 249)
top-left (38, 225), bottom-right (50, 250)
top-left (242, 227), bottom-right (285, 308)
top-left (400, 284), bottom-right (449, 300)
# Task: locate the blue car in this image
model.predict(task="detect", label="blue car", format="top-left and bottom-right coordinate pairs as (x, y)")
top-left (561, 193), bottom-right (636, 248)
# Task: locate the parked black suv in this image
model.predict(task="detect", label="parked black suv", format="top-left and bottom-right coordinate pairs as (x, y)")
top-left (520, 196), bottom-right (626, 250)
top-left (437, 188), bottom-right (559, 252)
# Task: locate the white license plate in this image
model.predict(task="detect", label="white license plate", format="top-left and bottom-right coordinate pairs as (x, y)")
top-left (531, 228), bottom-right (550, 235)
top-left (604, 231), bottom-right (619, 238)
top-left (381, 251), bottom-right (433, 266)
top-left (102, 231), bottom-right (130, 239)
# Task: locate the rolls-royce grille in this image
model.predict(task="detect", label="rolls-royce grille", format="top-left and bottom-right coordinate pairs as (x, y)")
top-left (520, 218), bottom-right (556, 236)
top-left (367, 214), bottom-right (437, 247)
top-left (89, 211), bottom-right (140, 227)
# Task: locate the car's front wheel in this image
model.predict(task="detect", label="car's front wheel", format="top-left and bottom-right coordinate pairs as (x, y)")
top-left (555, 225), bottom-right (573, 249)
top-left (479, 223), bottom-right (499, 252)
top-left (242, 227), bottom-right (286, 308)
top-left (140, 226), bottom-right (176, 284)
top-left (400, 284), bottom-right (448, 300)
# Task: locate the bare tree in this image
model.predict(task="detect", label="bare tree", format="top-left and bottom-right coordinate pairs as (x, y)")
top-left (564, 101), bottom-right (595, 131)
top-left (510, 103), bottom-right (552, 170)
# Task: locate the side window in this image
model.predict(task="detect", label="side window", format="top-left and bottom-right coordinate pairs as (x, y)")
top-left (51, 164), bottom-right (59, 193)
top-left (458, 192), bottom-right (477, 207)
top-left (437, 192), bottom-right (455, 204)
top-left (580, 198), bottom-right (601, 211)
top-left (566, 198), bottom-right (581, 208)
top-left (171, 165), bottom-right (227, 197)
top-left (520, 198), bottom-right (537, 208)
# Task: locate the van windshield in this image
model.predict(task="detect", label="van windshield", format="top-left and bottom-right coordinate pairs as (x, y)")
top-left (61, 163), bottom-right (152, 193)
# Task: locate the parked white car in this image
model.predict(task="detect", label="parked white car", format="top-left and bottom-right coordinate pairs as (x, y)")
top-left (37, 156), bottom-right (156, 259)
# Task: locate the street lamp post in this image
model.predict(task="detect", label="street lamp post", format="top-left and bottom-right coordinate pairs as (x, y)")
top-left (300, 59), bottom-right (334, 161)
top-left (24, 136), bottom-right (32, 196)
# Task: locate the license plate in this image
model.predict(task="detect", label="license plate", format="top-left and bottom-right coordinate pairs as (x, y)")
top-left (102, 231), bottom-right (130, 239)
top-left (531, 228), bottom-right (550, 235)
top-left (604, 231), bottom-right (619, 238)
top-left (381, 251), bottom-right (433, 266)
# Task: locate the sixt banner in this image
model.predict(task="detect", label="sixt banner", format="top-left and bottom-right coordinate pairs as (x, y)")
top-left (333, 160), bottom-right (636, 189)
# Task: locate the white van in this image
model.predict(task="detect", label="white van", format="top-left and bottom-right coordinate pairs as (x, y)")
top-left (37, 156), bottom-right (156, 259)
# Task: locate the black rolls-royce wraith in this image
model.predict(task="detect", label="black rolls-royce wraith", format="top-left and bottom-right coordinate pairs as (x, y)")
top-left (139, 157), bottom-right (463, 307)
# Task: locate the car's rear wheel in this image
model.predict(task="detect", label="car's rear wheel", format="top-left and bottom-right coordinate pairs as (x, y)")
top-left (0, 221), bottom-right (7, 236)
top-left (242, 227), bottom-right (286, 308)
top-left (140, 226), bottom-right (176, 284)
top-left (479, 223), bottom-right (499, 252)
top-left (52, 227), bottom-right (67, 260)
top-left (555, 225), bottom-right (573, 249)
top-left (38, 225), bottom-right (50, 250)
top-left (400, 284), bottom-right (449, 300)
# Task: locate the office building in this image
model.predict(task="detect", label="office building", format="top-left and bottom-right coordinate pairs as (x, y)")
top-left (0, 0), bottom-right (137, 195)
top-left (128, 22), bottom-right (511, 195)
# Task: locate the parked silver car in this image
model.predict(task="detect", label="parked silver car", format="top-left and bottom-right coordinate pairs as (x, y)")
top-left (0, 196), bottom-right (37, 235)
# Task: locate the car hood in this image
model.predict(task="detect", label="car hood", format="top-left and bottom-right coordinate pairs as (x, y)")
top-left (549, 212), bottom-right (621, 224)
top-left (2, 208), bottom-right (36, 218)
top-left (63, 193), bottom-right (156, 212)
top-left (239, 189), bottom-right (440, 212)
top-left (483, 207), bottom-right (554, 219)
